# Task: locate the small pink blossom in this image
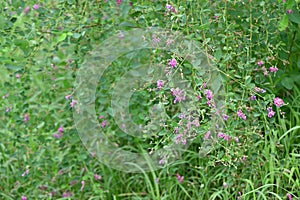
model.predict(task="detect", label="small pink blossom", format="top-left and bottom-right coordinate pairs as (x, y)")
top-left (116, 0), bottom-right (122, 5)
top-left (223, 114), bottom-right (229, 121)
top-left (204, 131), bottom-right (211, 140)
top-left (269, 66), bottom-right (278, 73)
top-left (80, 180), bottom-right (85, 191)
top-left (16, 74), bottom-right (21, 78)
top-left (257, 60), bottom-right (264, 66)
top-left (204, 90), bottom-right (213, 100)
top-left (24, 114), bottom-right (30, 123)
top-left (237, 110), bottom-right (247, 120)
top-left (52, 133), bottom-right (63, 139)
top-left (267, 107), bottom-right (275, 118)
top-left (250, 95), bottom-right (257, 101)
top-left (33, 4), bottom-right (39, 10)
top-left (168, 58), bottom-right (177, 68)
top-left (70, 99), bottom-right (78, 107)
top-left (287, 193), bottom-right (293, 200)
top-left (166, 4), bottom-right (177, 13)
top-left (24, 6), bottom-right (30, 14)
top-left (94, 174), bottom-right (102, 180)
top-left (101, 120), bottom-right (107, 128)
top-left (62, 192), bottom-right (72, 198)
top-left (21, 196), bottom-right (27, 200)
top-left (157, 80), bottom-right (164, 90)
top-left (274, 97), bottom-right (285, 107)
top-left (287, 9), bottom-right (293, 14)
top-left (65, 94), bottom-right (72, 100)
top-left (58, 126), bottom-right (64, 134)
top-left (176, 173), bottom-right (184, 183)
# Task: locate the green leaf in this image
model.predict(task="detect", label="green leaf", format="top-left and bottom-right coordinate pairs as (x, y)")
top-left (57, 33), bottom-right (67, 42)
top-left (281, 77), bottom-right (294, 90)
top-left (288, 12), bottom-right (300, 24)
top-left (279, 15), bottom-right (289, 31)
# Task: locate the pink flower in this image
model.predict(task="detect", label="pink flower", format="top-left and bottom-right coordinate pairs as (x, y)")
top-left (16, 74), bottom-right (21, 78)
top-left (287, 193), bottom-right (293, 200)
top-left (58, 126), bottom-right (64, 134)
top-left (274, 97), bottom-right (284, 107)
top-left (176, 173), bottom-right (184, 183)
top-left (24, 6), bottom-right (30, 14)
top-left (116, 0), bottom-right (122, 5)
top-left (22, 196), bottom-right (27, 200)
top-left (171, 88), bottom-right (186, 103)
top-left (80, 180), bottom-right (85, 191)
top-left (287, 9), bottom-right (293, 14)
top-left (218, 132), bottom-right (225, 138)
top-left (267, 107), bottom-right (275, 118)
top-left (70, 99), bottom-right (78, 107)
top-left (269, 66), bottom-right (278, 73)
top-left (223, 114), bottom-right (229, 121)
top-left (257, 60), bottom-right (264, 66)
top-left (166, 4), bottom-right (177, 13)
top-left (65, 95), bottom-right (72, 100)
top-left (94, 174), bottom-right (102, 180)
top-left (62, 192), bottom-right (72, 198)
top-left (204, 90), bottom-right (213, 100)
top-left (101, 120), bottom-right (107, 128)
top-left (24, 114), bottom-right (30, 123)
top-left (33, 4), bottom-right (39, 10)
top-left (250, 95), bottom-right (257, 101)
top-left (157, 80), bottom-right (164, 90)
top-left (52, 133), bottom-right (63, 139)
top-left (118, 30), bottom-right (124, 39)
top-left (204, 131), bottom-right (211, 140)
top-left (168, 58), bottom-right (177, 68)
top-left (237, 110), bottom-right (247, 120)
top-left (254, 87), bottom-right (266, 93)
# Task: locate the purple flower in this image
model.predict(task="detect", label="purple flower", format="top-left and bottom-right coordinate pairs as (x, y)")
top-left (287, 9), bottom-right (293, 14)
top-left (2, 93), bottom-right (9, 99)
top-left (22, 196), bottom-right (27, 200)
top-left (159, 155), bottom-right (166, 165)
top-left (166, 4), bottom-right (177, 13)
top-left (70, 99), bottom-right (78, 107)
top-left (204, 131), bottom-right (211, 140)
top-left (24, 114), bottom-right (30, 123)
top-left (65, 94), bottom-right (72, 100)
top-left (62, 192), bottom-right (72, 198)
top-left (237, 110), bottom-right (247, 120)
top-left (269, 66), bottom-right (278, 73)
top-left (33, 4), bottom-right (39, 10)
top-left (250, 95), bottom-right (257, 101)
top-left (171, 88), bottom-right (186, 103)
top-left (22, 169), bottom-right (29, 176)
top-left (274, 97), bottom-right (284, 107)
top-left (16, 74), bottom-right (21, 78)
top-left (101, 120), bottom-right (107, 128)
top-left (52, 133), bottom-right (63, 139)
top-left (223, 134), bottom-right (231, 141)
top-left (58, 126), bottom-right (64, 134)
top-left (257, 60), bottom-right (264, 66)
top-left (157, 80), bottom-right (164, 90)
top-left (223, 114), bottom-right (229, 121)
top-left (268, 110), bottom-right (275, 118)
top-left (254, 87), bottom-right (266, 93)
top-left (176, 173), bottom-right (184, 183)
top-left (218, 132), bottom-right (225, 138)
top-left (204, 90), bottom-right (213, 100)
top-left (168, 58), bottom-right (177, 68)
top-left (24, 6), bottom-right (30, 14)
top-left (70, 180), bottom-right (78, 186)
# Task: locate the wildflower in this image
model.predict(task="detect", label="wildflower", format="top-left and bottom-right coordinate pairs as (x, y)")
top-left (176, 173), bottom-right (184, 183)
top-left (274, 97), bottom-right (284, 107)
top-left (62, 192), bottom-right (72, 198)
top-left (223, 182), bottom-right (228, 188)
top-left (204, 90), bottom-right (213, 100)
top-left (80, 180), bottom-right (85, 191)
top-left (287, 193), bottom-right (293, 200)
top-left (65, 94), bottom-right (72, 100)
top-left (16, 74), bottom-right (21, 78)
top-left (171, 88), bottom-right (186, 103)
top-left (174, 127), bottom-right (179, 133)
top-left (214, 15), bottom-right (220, 19)
top-left (168, 58), bottom-right (177, 68)
top-left (33, 4), bottom-right (39, 10)
top-left (269, 66), bottom-right (278, 73)
top-left (22, 168), bottom-right (29, 176)
top-left (101, 120), bottom-right (107, 128)
top-left (58, 126), bottom-right (64, 134)
top-left (24, 114), bottom-right (30, 123)
top-left (166, 4), bottom-right (177, 13)
top-left (242, 155), bottom-right (247, 161)
top-left (155, 178), bottom-right (160, 183)
top-left (157, 80), bottom-right (164, 90)
top-left (223, 114), bottom-right (229, 121)
top-left (254, 87), bottom-right (266, 93)
top-left (250, 95), bottom-right (257, 101)
top-left (116, 0), bottom-right (122, 5)
top-left (118, 30), bottom-right (124, 39)
top-left (267, 107), bottom-right (275, 118)
top-left (2, 93), bottom-right (9, 99)
top-left (24, 6), bottom-right (30, 14)
top-left (237, 110), bottom-right (247, 120)
top-left (197, 95), bottom-right (202, 100)
top-left (159, 155), bottom-right (166, 165)
top-left (223, 134), bottom-right (231, 141)
top-left (175, 134), bottom-right (183, 144)
top-left (52, 133), bottom-right (63, 139)
top-left (234, 137), bottom-right (239, 142)
top-left (257, 60), bottom-right (264, 66)
top-left (94, 174), bottom-right (102, 180)
top-left (218, 132), bottom-right (225, 138)
top-left (70, 99), bottom-right (78, 107)
top-left (70, 180), bottom-right (78, 186)
top-left (204, 131), bottom-right (211, 140)
top-left (287, 9), bottom-right (293, 14)
top-left (22, 196), bottom-right (27, 200)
